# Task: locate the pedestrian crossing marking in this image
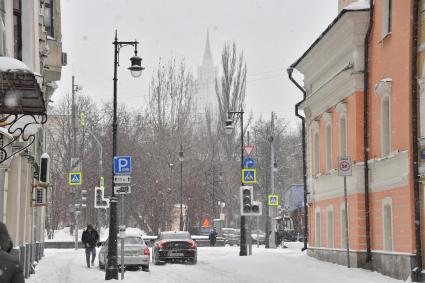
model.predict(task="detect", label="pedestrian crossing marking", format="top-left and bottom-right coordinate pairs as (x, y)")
top-left (68, 172), bottom-right (82, 186)
top-left (268, 194), bottom-right (279, 206)
top-left (242, 169), bottom-right (257, 184)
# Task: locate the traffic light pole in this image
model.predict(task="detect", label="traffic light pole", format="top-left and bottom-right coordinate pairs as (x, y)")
top-left (229, 110), bottom-right (247, 256)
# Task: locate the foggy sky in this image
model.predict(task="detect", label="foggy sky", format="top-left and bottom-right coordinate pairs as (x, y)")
top-left (55, 0), bottom-right (338, 126)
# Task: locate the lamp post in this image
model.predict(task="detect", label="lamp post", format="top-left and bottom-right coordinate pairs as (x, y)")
top-left (105, 30), bottom-right (144, 281)
top-left (224, 110), bottom-right (247, 256)
top-left (179, 145), bottom-right (184, 231)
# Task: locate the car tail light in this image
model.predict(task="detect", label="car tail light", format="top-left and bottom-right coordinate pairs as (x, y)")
top-left (157, 241), bottom-right (166, 249)
top-left (188, 240), bottom-right (197, 249)
top-left (144, 246), bottom-right (150, 256)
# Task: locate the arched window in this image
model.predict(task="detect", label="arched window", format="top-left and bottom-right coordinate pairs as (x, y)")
top-left (382, 197), bottom-right (393, 251)
top-left (327, 206), bottom-right (334, 248)
top-left (315, 208), bottom-right (321, 247)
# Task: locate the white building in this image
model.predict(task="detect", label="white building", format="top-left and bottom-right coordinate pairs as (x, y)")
top-left (0, 0), bottom-right (64, 278)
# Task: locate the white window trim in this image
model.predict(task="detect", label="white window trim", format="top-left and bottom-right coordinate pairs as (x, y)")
top-left (327, 205), bottom-right (334, 248)
top-left (311, 121), bottom-right (320, 176)
top-left (315, 207), bottom-right (321, 247)
top-left (375, 79), bottom-right (392, 157)
top-left (340, 203), bottom-right (349, 249)
top-left (382, 197), bottom-right (394, 251)
top-left (336, 102), bottom-right (347, 157)
top-left (323, 112), bottom-right (333, 172)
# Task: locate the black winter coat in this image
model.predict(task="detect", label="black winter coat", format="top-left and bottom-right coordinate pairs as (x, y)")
top-left (0, 250), bottom-right (24, 283)
top-left (81, 229), bottom-right (99, 248)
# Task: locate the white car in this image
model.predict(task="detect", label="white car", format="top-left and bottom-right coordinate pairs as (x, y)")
top-left (98, 233), bottom-right (150, 271)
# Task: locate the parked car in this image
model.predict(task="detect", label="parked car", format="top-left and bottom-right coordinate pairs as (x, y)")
top-left (98, 232), bottom-right (150, 271)
top-left (222, 228), bottom-right (240, 246)
top-left (152, 231), bottom-right (197, 265)
top-left (251, 229), bottom-right (266, 245)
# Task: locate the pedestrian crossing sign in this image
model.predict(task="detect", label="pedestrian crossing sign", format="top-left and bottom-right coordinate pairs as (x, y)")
top-left (68, 172), bottom-right (82, 186)
top-left (268, 194), bottom-right (279, 206)
top-left (242, 169), bottom-right (257, 184)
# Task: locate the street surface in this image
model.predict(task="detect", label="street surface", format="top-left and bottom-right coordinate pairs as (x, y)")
top-left (27, 243), bottom-right (402, 283)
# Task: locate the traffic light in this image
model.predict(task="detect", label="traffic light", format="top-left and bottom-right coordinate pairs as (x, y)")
top-left (39, 153), bottom-right (50, 184)
top-left (240, 186), bottom-right (262, 216)
top-left (94, 187), bottom-right (109, 208)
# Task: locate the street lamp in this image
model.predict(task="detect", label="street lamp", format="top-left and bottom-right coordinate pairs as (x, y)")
top-left (224, 109), bottom-right (247, 256)
top-left (179, 145), bottom-right (184, 231)
top-left (105, 30), bottom-right (144, 281)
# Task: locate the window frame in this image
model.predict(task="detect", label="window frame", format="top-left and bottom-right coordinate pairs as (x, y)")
top-left (13, 0), bottom-right (22, 60)
top-left (375, 79), bottom-right (392, 157)
top-left (340, 203), bottom-right (349, 249)
top-left (382, 0), bottom-right (392, 38)
top-left (315, 208), bottom-right (321, 247)
top-left (336, 102), bottom-right (348, 157)
top-left (382, 197), bottom-right (393, 251)
top-left (311, 121), bottom-right (320, 175)
top-left (323, 112), bottom-right (333, 171)
top-left (44, 0), bottom-right (55, 38)
top-left (327, 205), bottom-right (334, 248)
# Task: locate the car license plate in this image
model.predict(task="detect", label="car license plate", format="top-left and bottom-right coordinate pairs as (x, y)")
top-left (170, 252), bottom-right (184, 256)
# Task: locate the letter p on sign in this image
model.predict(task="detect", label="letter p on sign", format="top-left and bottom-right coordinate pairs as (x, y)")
top-left (114, 156), bottom-right (132, 174)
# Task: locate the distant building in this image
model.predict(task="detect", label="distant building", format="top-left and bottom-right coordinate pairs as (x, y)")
top-left (196, 31), bottom-right (218, 119)
top-left (283, 184), bottom-right (304, 212)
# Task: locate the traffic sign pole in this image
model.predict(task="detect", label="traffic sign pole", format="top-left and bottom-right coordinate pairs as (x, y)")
top-left (338, 156), bottom-right (352, 268)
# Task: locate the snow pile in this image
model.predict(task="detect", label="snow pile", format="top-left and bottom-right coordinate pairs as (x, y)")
top-left (344, 0), bottom-right (370, 10)
top-left (0, 56), bottom-right (31, 72)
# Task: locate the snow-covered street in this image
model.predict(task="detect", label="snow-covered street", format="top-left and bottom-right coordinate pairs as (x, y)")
top-left (27, 243), bottom-right (403, 283)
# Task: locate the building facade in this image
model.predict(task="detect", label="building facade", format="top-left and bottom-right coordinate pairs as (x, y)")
top-left (289, 0), bottom-right (423, 281)
top-left (0, 0), bottom-right (63, 278)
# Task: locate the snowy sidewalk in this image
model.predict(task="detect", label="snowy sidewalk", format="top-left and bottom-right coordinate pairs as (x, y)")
top-left (27, 243), bottom-right (404, 283)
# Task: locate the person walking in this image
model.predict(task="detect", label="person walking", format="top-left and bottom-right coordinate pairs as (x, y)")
top-left (209, 228), bottom-right (218, 247)
top-left (81, 224), bottom-right (99, 268)
top-left (0, 222), bottom-right (24, 283)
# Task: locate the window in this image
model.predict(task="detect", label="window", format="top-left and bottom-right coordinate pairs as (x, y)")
top-left (315, 209), bottom-right (321, 247)
top-left (327, 206), bottom-right (334, 248)
top-left (0, 0), bottom-right (5, 56)
top-left (311, 121), bottom-right (320, 175)
top-left (381, 97), bottom-right (390, 156)
top-left (340, 116), bottom-right (347, 157)
top-left (13, 0), bottom-right (22, 60)
top-left (323, 112), bottom-right (332, 171)
top-left (340, 204), bottom-right (348, 249)
top-left (382, 0), bottom-right (392, 37)
top-left (336, 102), bottom-right (348, 157)
top-left (382, 197), bottom-right (393, 251)
top-left (375, 79), bottom-right (392, 157)
top-left (326, 125), bottom-right (332, 171)
top-left (45, 0), bottom-right (54, 38)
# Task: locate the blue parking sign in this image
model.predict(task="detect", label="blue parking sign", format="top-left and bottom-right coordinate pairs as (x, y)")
top-left (114, 156), bottom-right (132, 174)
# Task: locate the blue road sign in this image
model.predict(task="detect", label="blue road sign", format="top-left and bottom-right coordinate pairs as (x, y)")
top-left (242, 169), bottom-right (257, 184)
top-left (69, 172), bottom-right (82, 186)
top-left (114, 156), bottom-right (132, 174)
top-left (243, 157), bottom-right (255, 169)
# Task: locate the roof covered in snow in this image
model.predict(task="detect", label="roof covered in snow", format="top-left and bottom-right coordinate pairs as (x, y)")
top-left (0, 56), bottom-right (31, 73)
top-left (344, 0), bottom-right (370, 11)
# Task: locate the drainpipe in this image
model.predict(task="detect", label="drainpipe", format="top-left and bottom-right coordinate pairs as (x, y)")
top-left (287, 67), bottom-right (308, 252)
top-left (411, 0), bottom-right (422, 281)
top-left (363, 0), bottom-right (374, 264)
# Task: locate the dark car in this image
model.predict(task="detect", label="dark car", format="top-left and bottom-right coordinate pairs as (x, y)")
top-left (222, 228), bottom-right (240, 246)
top-left (152, 231), bottom-right (197, 265)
